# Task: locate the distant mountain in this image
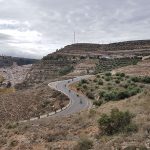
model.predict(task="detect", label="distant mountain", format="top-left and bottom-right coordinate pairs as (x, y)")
top-left (0, 56), bottom-right (39, 68)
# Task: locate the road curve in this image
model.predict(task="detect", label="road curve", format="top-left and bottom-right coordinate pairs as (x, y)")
top-left (48, 75), bottom-right (93, 117)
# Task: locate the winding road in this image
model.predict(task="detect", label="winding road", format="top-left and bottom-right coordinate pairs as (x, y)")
top-left (48, 75), bottom-right (93, 117)
top-left (19, 75), bottom-right (93, 123)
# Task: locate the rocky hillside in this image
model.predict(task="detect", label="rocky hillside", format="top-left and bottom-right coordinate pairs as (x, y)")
top-left (22, 40), bottom-right (150, 87)
top-left (56, 40), bottom-right (150, 56)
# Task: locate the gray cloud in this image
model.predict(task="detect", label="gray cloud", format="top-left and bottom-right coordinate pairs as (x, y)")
top-left (0, 0), bottom-right (150, 58)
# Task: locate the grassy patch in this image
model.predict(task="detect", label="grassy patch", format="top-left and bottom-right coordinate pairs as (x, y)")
top-left (0, 88), bottom-right (15, 94)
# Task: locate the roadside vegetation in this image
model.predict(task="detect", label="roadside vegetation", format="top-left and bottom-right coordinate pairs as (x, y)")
top-left (76, 72), bottom-right (145, 107)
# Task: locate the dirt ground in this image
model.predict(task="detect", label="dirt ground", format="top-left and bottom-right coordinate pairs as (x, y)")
top-left (0, 85), bottom-right (69, 125)
top-left (0, 86), bottom-right (150, 150)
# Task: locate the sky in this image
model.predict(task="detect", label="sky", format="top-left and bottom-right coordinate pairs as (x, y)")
top-left (0, 0), bottom-right (150, 58)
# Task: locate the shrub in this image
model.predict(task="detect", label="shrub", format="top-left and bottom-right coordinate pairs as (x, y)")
top-left (131, 76), bottom-right (141, 82)
top-left (115, 79), bottom-right (120, 84)
top-left (125, 75), bottom-right (129, 78)
top-left (90, 88), bottom-right (94, 92)
top-left (99, 91), bottom-right (105, 97)
top-left (128, 87), bottom-right (141, 96)
top-left (116, 72), bottom-right (121, 76)
top-left (74, 138), bottom-right (93, 150)
top-left (120, 73), bottom-right (125, 77)
top-left (105, 72), bottom-right (112, 76)
top-left (98, 79), bottom-right (103, 85)
top-left (59, 66), bottom-right (74, 75)
top-left (82, 84), bottom-right (87, 89)
top-left (103, 91), bottom-right (117, 101)
top-left (105, 77), bottom-right (111, 81)
top-left (42, 100), bottom-right (50, 108)
top-left (124, 123), bottom-right (138, 133)
top-left (107, 86), bottom-right (112, 90)
top-left (127, 79), bottom-right (132, 83)
top-left (103, 87), bottom-right (141, 101)
top-left (117, 90), bottom-right (129, 99)
top-left (93, 100), bottom-right (102, 106)
top-left (96, 74), bottom-right (100, 78)
top-left (121, 83), bottom-right (129, 89)
top-left (131, 76), bottom-right (150, 84)
top-left (86, 92), bottom-right (95, 99)
top-left (80, 79), bottom-right (88, 84)
top-left (141, 76), bottom-right (150, 83)
top-left (98, 108), bottom-right (137, 135)
top-left (116, 72), bottom-right (125, 77)
top-left (77, 87), bottom-right (80, 91)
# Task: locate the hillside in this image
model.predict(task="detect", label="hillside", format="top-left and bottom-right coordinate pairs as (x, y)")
top-left (0, 40), bottom-right (150, 150)
top-left (20, 40), bottom-right (150, 87)
top-left (56, 40), bottom-right (150, 56)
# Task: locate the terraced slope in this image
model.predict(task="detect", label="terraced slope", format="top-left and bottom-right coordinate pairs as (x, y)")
top-left (21, 40), bottom-right (150, 87)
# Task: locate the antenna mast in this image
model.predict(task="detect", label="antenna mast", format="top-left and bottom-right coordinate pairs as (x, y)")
top-left (74, 31), bottom-right (76, 44)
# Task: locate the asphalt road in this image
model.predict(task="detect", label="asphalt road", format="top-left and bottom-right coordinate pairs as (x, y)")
top-left (48, 75), bottom-right (93, 117)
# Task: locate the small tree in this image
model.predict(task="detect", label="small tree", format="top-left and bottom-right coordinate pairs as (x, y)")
top-left (98, 108), bottom-right (137, 135)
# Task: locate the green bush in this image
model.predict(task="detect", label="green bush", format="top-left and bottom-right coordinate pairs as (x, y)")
top-left (93, 100), bottom-right (102, 106)
top-left (131, 76), bottom-right (150, 84)
top-left (141, 76), bottom-right (150, 83)
top-left (131, 76), bottom-right (141, 82)
top-left (103, 86), bottom-right (141, 101)
top-left (59, 66), bottom-right (74, 75)
top-left (115, 79), bottom-right (120, 84)
top-left (98, 108), bottom-right (137, 135)
top-left (86, 92), bottom-right (95, 99)
top-left (124, 123), bottom-right (138, 133)
top-left (82, 84), bottom-right (87, 89)
top-left (128, 87), bottom-right (141, 96)
top-left (74, 138), bottom-right (93, 150)
top-left (96, 74), bottom-right (100, 78)
top-left (98, 79), bottom-right (103, 85)
top-left (120, 73), bottom-right (125, 77)
top-left (105, 72), bottom-right (112, 76)
top-left (103, 91), bottom-right (117, 101)
top-left (99, 91), bottom-right (106, 97)
top-left (105, 77), bottom-right (111, 81)
top-left (80, 79), bottom-right (88, 84)
top-left (117, 90), bottom-right (129, 99)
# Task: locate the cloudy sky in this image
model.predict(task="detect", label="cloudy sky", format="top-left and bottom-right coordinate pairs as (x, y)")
top-left (0, 0), bottom-right (150, 58)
